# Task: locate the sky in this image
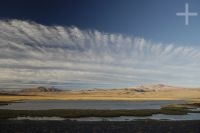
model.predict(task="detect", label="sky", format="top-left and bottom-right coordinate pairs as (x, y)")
top-left (0, 0), bottom-right (200, 89)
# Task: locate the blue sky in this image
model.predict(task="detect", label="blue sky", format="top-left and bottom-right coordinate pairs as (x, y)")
top-left (1, 0), bottom-right (200, 45)
top-left (0, 0), bottom-right (200, 89)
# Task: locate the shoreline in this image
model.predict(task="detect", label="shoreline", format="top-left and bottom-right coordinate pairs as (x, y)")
top-left (0, 95), bottom-right (188, 102)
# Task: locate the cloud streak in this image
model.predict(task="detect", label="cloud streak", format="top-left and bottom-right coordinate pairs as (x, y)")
top-left (0, 19), bottom-right (200, 89)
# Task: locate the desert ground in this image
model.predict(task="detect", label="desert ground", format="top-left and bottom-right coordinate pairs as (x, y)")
top-left (0, 84), bottom-right (200, 102)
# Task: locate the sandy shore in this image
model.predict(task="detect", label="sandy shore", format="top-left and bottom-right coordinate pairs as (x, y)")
top-left (0, 86), bottom-right (200, 102)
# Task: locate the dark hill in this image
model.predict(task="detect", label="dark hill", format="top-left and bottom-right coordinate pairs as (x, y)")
top-left (20, 87), bottom-right (62, 93)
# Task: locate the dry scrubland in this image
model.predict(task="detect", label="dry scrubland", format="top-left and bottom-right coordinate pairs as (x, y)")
top-left (0, 84), bottom-right (200, 102)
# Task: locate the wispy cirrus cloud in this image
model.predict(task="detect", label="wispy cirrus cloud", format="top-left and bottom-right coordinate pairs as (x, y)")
top-left (0, 19), bottom-right (200, 89)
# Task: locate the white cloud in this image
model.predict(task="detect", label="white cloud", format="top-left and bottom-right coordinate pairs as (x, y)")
top-left (0, 19), bottom-right (200, 89)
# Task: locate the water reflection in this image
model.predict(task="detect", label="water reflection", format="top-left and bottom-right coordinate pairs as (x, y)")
top-left (10, 113), bottom-right (200, 121)
top-left (0, 100), bottom-right (186, 110)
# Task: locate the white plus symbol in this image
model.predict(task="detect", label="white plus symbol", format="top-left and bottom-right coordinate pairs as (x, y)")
top-left (176, 3), bottom-right (198, 25)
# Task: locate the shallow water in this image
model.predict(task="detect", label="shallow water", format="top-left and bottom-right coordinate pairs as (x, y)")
top-left (189, 108), bottom-right (200, 111)
top-left (10, 116), bottom-right (65, 121)
top-left (4, 99), bottom-right (200, 121)
top-left (0, 100), bottom-right (186, 110)
top-left (69, 113), bottom-right (200, 121)
top-left (10, 113), bottom-right (200, 121)
top-left (70, 113), bottom-right (200, 121)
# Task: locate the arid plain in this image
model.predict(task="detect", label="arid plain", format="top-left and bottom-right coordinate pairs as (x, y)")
top-left (1, 84), bottom-right (200, 102)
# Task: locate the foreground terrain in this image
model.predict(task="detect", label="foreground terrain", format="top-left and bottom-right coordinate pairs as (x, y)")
top-left (0, 120), bottom-right (200, 133)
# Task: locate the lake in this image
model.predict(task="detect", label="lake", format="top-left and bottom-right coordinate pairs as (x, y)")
top-left (9, 112), bottom-right (200, 121)
top-left (0, 100), bottom-right (186, 110)
top-left (3, 100), bottom-right (200, 121)
top-left (70, 113), bottom-right (200, 121)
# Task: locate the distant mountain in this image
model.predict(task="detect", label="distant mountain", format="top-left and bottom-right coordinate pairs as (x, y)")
top-left (134, 84), bottom-right (185, 90)
top-left (20, 87), bottom-right (62, 93)
top-left (0, 84), bottom-right (195, 96)
top-left (105, 84), bottom-right (189, 93)
top-left (1, 84), bottom-right (200, 101)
